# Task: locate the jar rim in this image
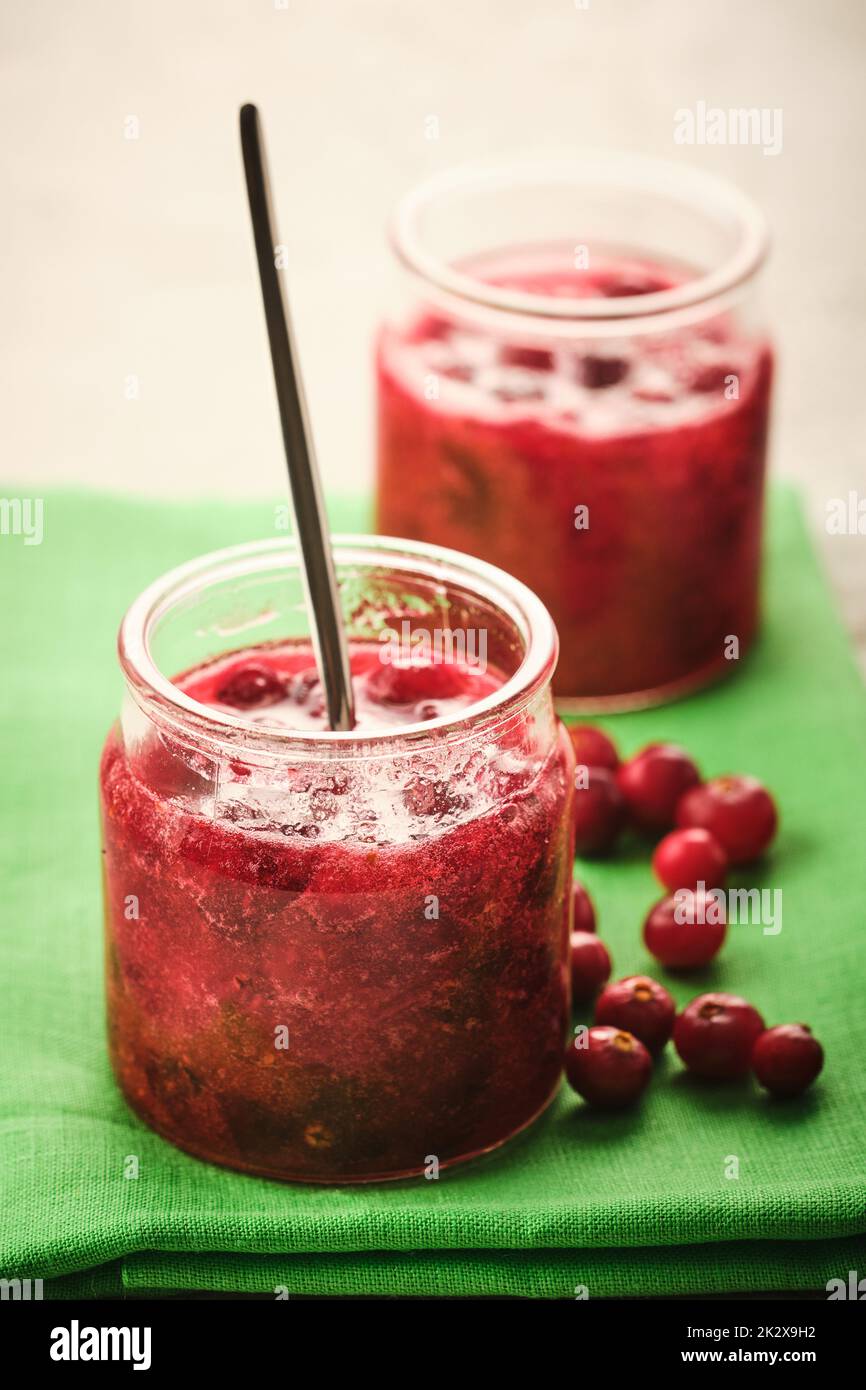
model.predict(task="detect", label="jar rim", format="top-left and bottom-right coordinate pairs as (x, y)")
top-left (118, 534), bottom-right (559, 757)
top-left (391, 153), bottom-right (770, 325)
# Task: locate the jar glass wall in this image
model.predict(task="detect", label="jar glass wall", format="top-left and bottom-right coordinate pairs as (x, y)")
top-left (376, 156), bottom-right (774, 710)
top-left (100, 536), bottom-right (575, 1182)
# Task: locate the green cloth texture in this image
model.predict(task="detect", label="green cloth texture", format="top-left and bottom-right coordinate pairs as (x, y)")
top-left (1, 484), bottom-right (865, 1300)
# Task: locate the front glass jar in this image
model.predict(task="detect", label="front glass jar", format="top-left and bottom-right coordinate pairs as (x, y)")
top-left (100, 536), bottom-right (575, 1182)
top-left (376, 156), bottom-right (774, 710)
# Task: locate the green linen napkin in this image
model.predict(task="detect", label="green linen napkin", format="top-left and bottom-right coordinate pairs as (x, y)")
top-left (1, 484), bottom-right (865, 1300)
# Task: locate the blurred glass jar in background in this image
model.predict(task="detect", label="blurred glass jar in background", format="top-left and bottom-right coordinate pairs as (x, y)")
top-left (376, 156), bottom-right (773, 710)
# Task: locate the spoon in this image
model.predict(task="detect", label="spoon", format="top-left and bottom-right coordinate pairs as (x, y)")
top-left (239, 102), bottom-right (355, 732)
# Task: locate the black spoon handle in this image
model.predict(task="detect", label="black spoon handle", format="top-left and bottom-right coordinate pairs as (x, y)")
top-left (240, 103), bottom-right (355, 732)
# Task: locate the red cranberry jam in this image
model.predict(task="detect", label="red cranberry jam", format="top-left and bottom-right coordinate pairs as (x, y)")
top-left (101, 639), bottom-right (575, 1181)
top-left (377, 246), bottom-right (773, 706)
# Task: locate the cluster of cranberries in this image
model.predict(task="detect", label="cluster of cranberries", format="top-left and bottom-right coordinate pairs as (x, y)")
top-left (570, 725), bottom-right (778, 970)
top-left (565, 726), bottom-right (824, 1110)
top-left (566, 981), bottom-right (824, 1109)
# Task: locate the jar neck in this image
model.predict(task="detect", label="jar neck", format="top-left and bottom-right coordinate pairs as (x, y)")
top-left (391, 154), bottom-right (769, 339)
top-left (118, 534), bottom-right (559, 766)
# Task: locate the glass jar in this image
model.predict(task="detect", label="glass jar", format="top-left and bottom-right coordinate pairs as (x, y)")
top-left (375, 155), bottom-right (774, 711)
top-left (100, 535), bottom-right (575, 1183)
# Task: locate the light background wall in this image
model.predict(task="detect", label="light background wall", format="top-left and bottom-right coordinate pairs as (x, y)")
top-left (4, 0), bottom-right (864, 654)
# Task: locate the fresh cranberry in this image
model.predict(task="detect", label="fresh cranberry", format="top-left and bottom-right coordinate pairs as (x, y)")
top-left (643, 891), bottom-right (726, 969)
top-left (652, 828), bottom-right (728, 891)
top-left (674, 993), bottom-right (766, 1080)
top-left (216, 662), bottom-right (285, 710)
top-left (594, 975), bottom-right (676, 1053)
top-left (573, 767), bottom-right (626, 855)
top-left (567, 724), bottom-right (620, 771)
top-left (367, 660), bottom-right (467, 705)
top-left (570, 931), bottom-right (611, 1003)
top-left (565, 1026), bottom-right (652, 1109)
top-left (580, 354), bottom-right (629, 389)
top-left (617, 743), bottom-right (700, 832)
top-left (676, 775), bottom-right (778, 863)
top-left (571, 879), bottom-right (597, 933)
top-left (752, 1024), bottom-right (824, 1098)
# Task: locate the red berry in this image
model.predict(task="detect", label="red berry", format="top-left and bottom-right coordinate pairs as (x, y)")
top-left (643, 891), bottom-right (726, 969)
top-left (617, 743), bottom-right (700, 832)
top-left (652, 827), bottom-right (728, 891)
top-left (567, 724), bottom-right (619, 771)
top-left (565, 1026), bottom-right (652, 1109)
top-left (674, 993), bottom-right (766, 1080)
top-left (752, 1024), bottom-right (824, 1098)
top-left (216, 662), bottom-right (285, 710)
top-left (570, 931), bottom-right (611, 1003)
top-left (594, 975), bottom-right (676, 1053)
top-left (573, 767), bottom-right (626, 855)
top-left (676, 774), bottom-right (777, 863)
top-left (367, 660), bottom-right (467, 705)
top-left (571, 880), bottom-right (596, 933)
